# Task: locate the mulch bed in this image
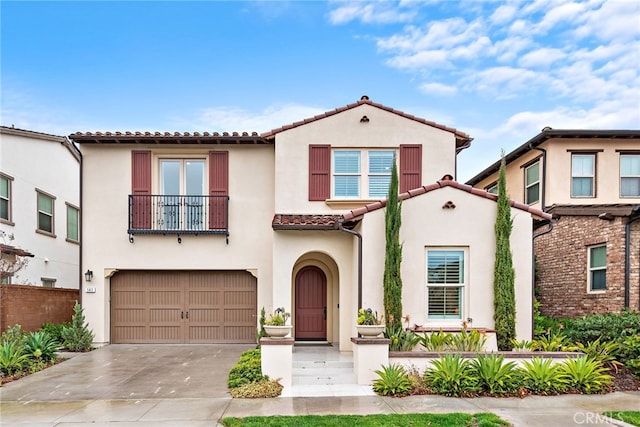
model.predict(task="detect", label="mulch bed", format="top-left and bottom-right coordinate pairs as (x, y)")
top-left (611, 365), bottom-right (640, 392)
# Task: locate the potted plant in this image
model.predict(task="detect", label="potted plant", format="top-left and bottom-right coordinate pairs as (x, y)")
top-left (263, 307), bottom-right (292, 338)
top-left (356, 308), bottom-right (385, 337)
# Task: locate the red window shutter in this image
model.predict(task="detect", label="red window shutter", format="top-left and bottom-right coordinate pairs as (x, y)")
top-left (131, 150), bottom-right (151, 229)
top-left (209, 151), bottom-right (229, 230)
top-left (399, 144), bottom-right (422, 193)
top-left (309, 144), bottom-right (331, 201)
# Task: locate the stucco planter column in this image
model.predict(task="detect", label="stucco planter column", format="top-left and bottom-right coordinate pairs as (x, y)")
top-left (351, 336), bottom-right (390, 385)
top-left (260, 337), bottom-right (293, 388)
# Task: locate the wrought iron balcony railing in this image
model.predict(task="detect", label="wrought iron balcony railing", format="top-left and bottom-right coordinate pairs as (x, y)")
top-left (128, 195), bottom-right (229, 241)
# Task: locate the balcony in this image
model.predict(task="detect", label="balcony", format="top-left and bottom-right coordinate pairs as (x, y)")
top-left (128, 195), bottom-right (229, 242)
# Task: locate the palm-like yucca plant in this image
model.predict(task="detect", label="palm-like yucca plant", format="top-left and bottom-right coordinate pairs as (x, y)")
top-left (532, 332), bottom-right (574, 352)
top-left (450, 329), bottom-right (487, 351)
top-left (471, 354), bottom-right (518, 395)
top-left (560, 356), bottom-right (612, 394)
top-left (519, 357), bottom-right (567, 394)
top-left (573, 338), bottom-right (622, 372)
top-left (24, 331), bottom-right (61, 363)
top-left (424, 354), bottom-right (478, 397)
top-left (372, 363), bottom-right (412, 396)
top-left (417, 330), bottom-right (452, 351)
top-left (384, 324), bottom-right (419, 351)
top-left (0, 339), bottom-right (29, 375)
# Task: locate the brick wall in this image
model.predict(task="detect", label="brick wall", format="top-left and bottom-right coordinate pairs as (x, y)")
top-left (0, 284), bottom-right (79, 332)
top-left (534, 216), bottom-right (640, 318)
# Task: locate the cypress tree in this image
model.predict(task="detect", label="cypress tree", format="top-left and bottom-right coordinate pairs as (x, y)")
top-left (493, 153), bottom-right (516, 350)
top-left (383, 160), bottom-right (403, 330)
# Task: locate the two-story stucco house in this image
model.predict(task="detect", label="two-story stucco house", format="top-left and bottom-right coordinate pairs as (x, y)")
top-left (71, 96), bottom-right (548, 349)
top-left (466, 128), bottom-right (640, 318)
top-left (0, 126), bottom-right (80, 289)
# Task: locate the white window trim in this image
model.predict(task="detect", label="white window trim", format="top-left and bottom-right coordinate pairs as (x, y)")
top-left (571, 154), bottom-right (595, 198)
top-left (525, 162), bottom-right (540, 205)
top-left (587, 244), bottom-right (606, 293)
top-left (425, 247), bottom-right (468, 325)
top-left (620, 154), bottom-right (640, 198)
top-left (331, 149), bottom-right (396, 200)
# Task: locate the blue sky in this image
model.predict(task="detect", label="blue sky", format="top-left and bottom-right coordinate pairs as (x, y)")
top-left (2, 0), bottom-right (639, 181)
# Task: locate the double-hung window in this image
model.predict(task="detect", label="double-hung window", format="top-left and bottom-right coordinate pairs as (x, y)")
top-left (332, 150), bottom-right (394, 199)
top-left (620, 154), bottom-right (640, 197)
top-left (66, 204), bottom-right (79, 242)
top-left (426, 249), bottom-right (465, 320)
top-left (0, 173), bottom-right (11, 223)
top-left (525, 162), bottom-right (540, 204)
top-left (36, 190), bottom-right (55, 235)
top-left (588, 245), bottom-right (606, 292)
top-left (159, 159), bottom-right (206, 230)
top-left (571, 154), bottom-right (595, 198)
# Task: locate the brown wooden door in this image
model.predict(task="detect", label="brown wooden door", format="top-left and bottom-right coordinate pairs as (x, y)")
top-left (295, 266), bottom-right (327, 340)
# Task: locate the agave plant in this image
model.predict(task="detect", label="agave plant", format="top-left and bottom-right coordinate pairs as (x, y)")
top-left (417, 330), bottom-right (452, 351)
top-left (560, 356), bottom-right (612, 394)
top-left (450, 329), bottom-right (487, 352)
top-left (531, 332), bottom-right (574, 352)
top-left (519, 357), bottom-right (567, 394)
top-left (471, 354), bottom-right (519, 395)
top-left (424, 354), bottom-right (478, 397)
top-left (24, 331), bottom-right (61, 363)
top-left (573, 338), bottom-right (622, 372)
top-left (0, 339), bottom-right (29, 375)
top-left (384, 324), bottom-right (419, 351)
top-left (372, 363), bottom-right (412, 396)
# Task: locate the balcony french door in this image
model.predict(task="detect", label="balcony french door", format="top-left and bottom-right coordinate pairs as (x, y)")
top-left (160, 159), bottom-right (205, 231)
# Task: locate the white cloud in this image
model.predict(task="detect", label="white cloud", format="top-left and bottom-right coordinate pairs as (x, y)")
top-left (385, 50), bottom-right (452, 70)
top-left (518, 47), bottom-right (566, 68)
top-left (419, 82), bottom-right (457, 96)
top-left (490, 4), bottom-right (518, 25)
top-left (328, 1), bottom-right (417, 25)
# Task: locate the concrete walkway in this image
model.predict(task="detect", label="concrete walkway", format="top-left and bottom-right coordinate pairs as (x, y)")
top-left (1, 345), bottom-right (638, 426)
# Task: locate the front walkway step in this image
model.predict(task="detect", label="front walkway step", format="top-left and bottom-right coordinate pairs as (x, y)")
top-left (292, 360), bottom-right (356, 385)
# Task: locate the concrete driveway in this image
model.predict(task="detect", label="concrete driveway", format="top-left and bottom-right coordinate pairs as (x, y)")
top-left (0, 344), bottom-right (254, 401)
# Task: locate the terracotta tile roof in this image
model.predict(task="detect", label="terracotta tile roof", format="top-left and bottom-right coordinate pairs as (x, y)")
top-left (68, 131), bottom-right (267, 145)
top-left (547, 203), bottom-right (640, 217)
top-left (272, 214), bottom-right (342, 230)
top-left (342, 176), bottom-right (552, 221)
top-left (0, 244), bottom-right (35, 258)
top-left (260, 96), bottom-right (472, 148)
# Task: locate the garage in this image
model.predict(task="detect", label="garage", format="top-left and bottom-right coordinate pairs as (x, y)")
top-left (110, 270), bottom-right (257, 344)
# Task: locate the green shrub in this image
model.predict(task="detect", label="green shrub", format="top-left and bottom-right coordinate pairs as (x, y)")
top-left (227, 349), bottom-right (269, 389)
top-left (561, 310), bottom-right (640, 344)
top-left (519, 357), bottom-right (566, 395)
top-left (417, 330), bottom-right (452, 351)
top-left (40, 322), bottom-right (70, 345)
top-left (471, 354), bottom-right (519, 395)
top-left (560, 356), bottom-right (612, 394)
top-left (24, 331), bottom-right (61, 363)
top-left (510, 339), bottom-right (535, 351)
top-left (1, 324), bottom-right (26, 347)
top-left (0, 340), bottom-right (28, 375)
top-left (372, 363), bottom-right (412, 396)
top-left (424, 354), bottom-right (478, 397)
top-left (614, 335), bottom-right (640, 376)
top-left (229, 379), bottom-right (283, 398)
top-left (384, 324), bottom-right (418, 351)
top-left (531, 332), bottom-right (574, 352)
top-left (61, 302), bottom-right (94, 352)
top-left (573, 338), bottom-right (621, 370)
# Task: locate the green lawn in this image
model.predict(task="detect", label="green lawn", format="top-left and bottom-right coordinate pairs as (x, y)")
top-left (222, 413), bottom-right (510, 426)
top-left (603, 411), bottom-right (640, 426)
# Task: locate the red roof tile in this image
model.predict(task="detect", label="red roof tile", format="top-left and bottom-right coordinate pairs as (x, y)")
top-left (272, 214), bottom-right (342, 230)
top-left (342, 176), bottom-right (552, 221)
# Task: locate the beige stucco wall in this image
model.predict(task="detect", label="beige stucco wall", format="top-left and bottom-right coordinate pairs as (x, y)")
top-left (274, 103), bottom-right (458, 213)
top-left (472, 138), bottom-right (640, 207)
top-left (0, 129), bottom-right (80, 289)
top-left (80, 143), bottom-right (275, 343)
top-left (356, 186), bottom-right (534, 340)
top-left (272, 230), bottom-right (356, 350)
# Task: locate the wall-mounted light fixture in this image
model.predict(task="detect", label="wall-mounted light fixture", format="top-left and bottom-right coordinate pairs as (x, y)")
top-left (85, 270), bottom-right (93, 282)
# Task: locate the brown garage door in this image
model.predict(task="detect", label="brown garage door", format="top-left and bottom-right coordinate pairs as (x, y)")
top-left (111, 270), bottom-right (256, 344)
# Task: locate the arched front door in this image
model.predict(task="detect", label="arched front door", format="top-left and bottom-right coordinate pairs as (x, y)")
top-left (295, 266), bottom-right (327, 340)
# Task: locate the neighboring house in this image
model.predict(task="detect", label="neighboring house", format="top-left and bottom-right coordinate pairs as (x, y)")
top-left (0, 126), bottom-right (81, 289)
top-left (466, 128), bottom-right (640, 318)
top-left (71, 96), bottom-right (548, 348)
